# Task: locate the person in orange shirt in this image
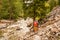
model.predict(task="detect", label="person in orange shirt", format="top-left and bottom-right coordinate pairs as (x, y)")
top-left (33, 20), bottom-right (38, 32)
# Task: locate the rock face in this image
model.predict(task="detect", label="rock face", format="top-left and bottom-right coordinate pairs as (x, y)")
top-left (0, 17), bottom-right (33, 40)
top-left (0, 23), bottom-right (7, 29)
top-left (37, 20), bottom-right (60, 40)
top-left (48, 6), bottom-right (60, 21)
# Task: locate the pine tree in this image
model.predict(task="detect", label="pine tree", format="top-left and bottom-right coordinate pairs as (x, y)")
top-left (23, 0), bottom-right (51, 24)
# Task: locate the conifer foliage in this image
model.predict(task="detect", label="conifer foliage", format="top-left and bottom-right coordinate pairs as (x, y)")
top-left (0, 0), bottom-right (60, 20)
top-left (0, 0), bottom-right (23, 20)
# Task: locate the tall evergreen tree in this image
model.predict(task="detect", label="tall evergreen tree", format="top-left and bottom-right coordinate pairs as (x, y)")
top-left (23, 0), bottom-right (50, 19)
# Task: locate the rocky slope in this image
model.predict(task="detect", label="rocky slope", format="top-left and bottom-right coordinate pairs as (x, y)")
top-left (0, 6), bottom-right (60, 40)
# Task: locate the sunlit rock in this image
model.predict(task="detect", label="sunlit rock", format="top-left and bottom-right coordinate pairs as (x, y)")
top-left (33, 35), bottom-right (41, 40)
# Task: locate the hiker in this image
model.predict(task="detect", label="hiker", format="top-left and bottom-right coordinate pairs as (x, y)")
top-left (33, 17), bottom-right (39, 32)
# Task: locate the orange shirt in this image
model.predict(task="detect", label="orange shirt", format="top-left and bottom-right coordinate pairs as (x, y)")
top-left (33, 21), bottom-right (38, 27)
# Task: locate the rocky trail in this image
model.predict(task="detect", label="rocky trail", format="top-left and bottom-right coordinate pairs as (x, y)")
top-left (24, 6), bottom-right (60, 40)
top-left (0, 6), bottom-right (60, 40)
